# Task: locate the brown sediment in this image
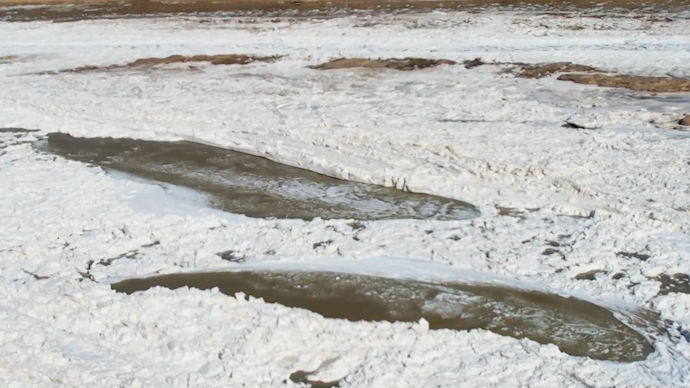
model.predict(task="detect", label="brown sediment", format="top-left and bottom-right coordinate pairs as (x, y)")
top-left (496, 206), bottom-right (521, 217)
top-left (2, 1), bottom-right (690, 23)
top-left (3, 0), bottom-right (685, 4)
top-left (3, 0), bottom-right (690, 19)
top-left (0, 0), bottom-right (471, 23)
top-left (464, 58), bottom-right (690, 93)
top-left (45, 54), bottom-right (281, 74)
top-left (514, 62), bottom-right (598, 79)
top-left (309, 57), bottom-right (456, 71)
top-left (557, 73), bottom-right (690, 93)
top-left (495, 206), bottom-right (540, 217)
top-left (126, 54), bottom-right (280, 67)
top-left (575, 269), bottom-right (606, 280)
top-left (463, 58), bottom-right (599, 78)
top-left (0, 55), bottom-right (19, 63)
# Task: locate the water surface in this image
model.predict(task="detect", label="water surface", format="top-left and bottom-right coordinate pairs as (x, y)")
top-left (35, 133), bottom-right (478, 221)
top-left (112, 270), bottom-right (657, 362)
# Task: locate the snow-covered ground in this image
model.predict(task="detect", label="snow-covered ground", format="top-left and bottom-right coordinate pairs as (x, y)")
top-left (1, 9), bottom-right (690, 387)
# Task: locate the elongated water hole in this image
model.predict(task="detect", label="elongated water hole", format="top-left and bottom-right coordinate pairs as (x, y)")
top-left (111, 270), bottom-right (657, 362)
top-left (34, 133), bottom-right (478, 221)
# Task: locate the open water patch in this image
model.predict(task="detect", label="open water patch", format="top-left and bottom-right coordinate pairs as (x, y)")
top-left (34, 133), bottom-right (478, 221)
top-left (111, 270), bottom-right (657, 362)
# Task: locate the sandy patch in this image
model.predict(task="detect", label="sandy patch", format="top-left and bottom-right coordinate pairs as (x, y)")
top-left (1, 0), bottom-right (687, 7)
top-left (558, 73), bottom-right (690, 93)
top-left (0, 54), bottom-right (19, 64)
top-left (6, 0), bottom-right (688, 23)
top-left (511, 62), bottom-right (599, 79)
top-left (44, 54), bottom-right (280, 74)
top-left (309, 57), bottom-right (456, 71)
top-left (464, 58), bottom-right (690, 92)
top-left (464, 58), bottom-right (599, 78)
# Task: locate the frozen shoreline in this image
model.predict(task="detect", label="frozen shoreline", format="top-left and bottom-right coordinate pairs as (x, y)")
top-left (1, 10), bottom-right (690, 387)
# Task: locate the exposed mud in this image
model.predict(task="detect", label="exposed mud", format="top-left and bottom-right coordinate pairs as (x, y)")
top-left (34, 133), bottom-right (478, 221)
top-left (3, 0), bottom-right (690, 22)
top-left (514, 62), bottom-right (599, 79)
top-left (558, 73), bottom-right (690, 93)
top-left (464, 58), bottom-right (599, 78)
top-left (463, 58), bottom-right (690, 92)
top-left (496, 206), bottom-right (540, 217)
top-left (111, 270), bottom-right (660, 362)
top-left (0, 54), bottom-right (19, 64)
top-left (0, 0), bottom-right (463, 22)
top-left (309, 57), bottom-right (456, 71)
top-left (43, 54), bottom-right (280, 74)
top-left (575, 269), bottom-right (606, 280)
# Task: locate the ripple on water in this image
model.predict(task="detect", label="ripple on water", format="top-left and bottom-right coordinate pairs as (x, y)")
top-left (111, 270), bottom-right (660, 362)
top-left (34, 133), bottom-right (478, 221)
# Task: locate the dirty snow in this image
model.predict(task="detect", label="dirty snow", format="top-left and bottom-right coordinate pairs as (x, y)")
top-left (1, 9), bottom-right (690, 388)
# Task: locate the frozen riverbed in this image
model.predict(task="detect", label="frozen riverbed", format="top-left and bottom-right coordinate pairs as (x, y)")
top-left (1, 7), bottom-right (690, 388)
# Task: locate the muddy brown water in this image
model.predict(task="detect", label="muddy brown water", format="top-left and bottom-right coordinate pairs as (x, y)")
top-left (111, 270), bottom-right (658, 362)
top-left (2, 0), bottom-right (689, 22)
top-left (34, 133), bottom-right (478, 221)
top-left (656, 273), bottom-right (690, 295)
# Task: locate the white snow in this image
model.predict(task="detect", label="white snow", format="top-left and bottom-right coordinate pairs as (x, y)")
top-left (1, 9), bottom-right (690, 387)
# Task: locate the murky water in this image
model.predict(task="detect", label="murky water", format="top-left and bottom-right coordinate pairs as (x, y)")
top-left (656, 273), bottom-right (690, 295)
top-left (1, 0), bottom-right (689, 22)
top-left (34, 133), bottom-right (477, 221)
top-left (111, 270), bottom-right (657, 362)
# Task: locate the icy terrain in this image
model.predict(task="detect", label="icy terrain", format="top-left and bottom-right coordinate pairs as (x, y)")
top-left (1, 9), bottom-right (690, 387)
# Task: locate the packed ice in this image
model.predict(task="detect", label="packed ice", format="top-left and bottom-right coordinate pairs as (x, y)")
top-left (1, 8), bottom-right (690, 387)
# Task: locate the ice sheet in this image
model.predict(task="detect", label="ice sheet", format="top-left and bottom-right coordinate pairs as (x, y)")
top-left (1, 10), bottom-right (690, 388)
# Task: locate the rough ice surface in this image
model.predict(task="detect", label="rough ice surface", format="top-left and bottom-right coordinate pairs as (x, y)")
top-left (1, 9), bottom-right (690, 388)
